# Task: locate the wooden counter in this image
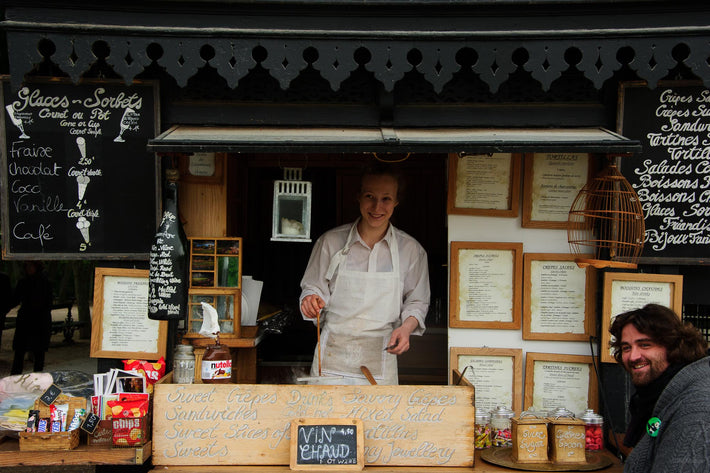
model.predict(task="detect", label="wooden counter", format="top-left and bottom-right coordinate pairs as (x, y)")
top-left (0, 437), bottom-right (152, 467)
top-left (149, 450), bottom-right (623, 472)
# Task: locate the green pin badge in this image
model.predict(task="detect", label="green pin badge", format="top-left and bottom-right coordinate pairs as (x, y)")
top-left (646, 417), bottom-right (661, 437)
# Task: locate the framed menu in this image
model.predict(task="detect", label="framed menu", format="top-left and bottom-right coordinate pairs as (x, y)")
top-left (179, 152), bottom-right (225, 184)
top-left (449, 241), bottom-right (522, 330)
top-left (522, 153), bottom-right (592, 228)
top-left (447, 153), bottom-right (521, 217)
top-left (601, 272), bottom-right (683, 363)
top-left (523, 253), bottom-right (596, 341)
top-left (524, 353), bottom-right (598, 415)
top-left (90, 267), bottom-right (167, 360)
top-left (450, 347), bottom-right (523, 413)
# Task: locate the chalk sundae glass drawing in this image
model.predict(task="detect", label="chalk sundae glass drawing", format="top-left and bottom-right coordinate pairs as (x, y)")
top-left (76, 217), bottom-right (91, 244)
top-left (114, 107), bottom-right (137, 142)
top-left (5, 104), bottom-right (29, 139)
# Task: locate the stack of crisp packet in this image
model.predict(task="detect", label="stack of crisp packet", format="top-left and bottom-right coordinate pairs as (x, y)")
top-left (88, 358), bottom-right (164, 447)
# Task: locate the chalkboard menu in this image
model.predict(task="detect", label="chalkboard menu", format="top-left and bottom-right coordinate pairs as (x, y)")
top-left (290, 418), bottom-right (364, 470)
top-left (618, 81), bottom-right (710, 261)
top-left (1, 79), bottom-right (159, 259)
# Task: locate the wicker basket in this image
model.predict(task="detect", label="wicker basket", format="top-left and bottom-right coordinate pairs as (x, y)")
top-left (18, 395), bottom-right (87, 451)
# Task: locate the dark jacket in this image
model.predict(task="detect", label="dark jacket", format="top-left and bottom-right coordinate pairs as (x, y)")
top-left (624, 357), bottom-right (710, 473)
top-left (12, 272), bottom-right (53, 352)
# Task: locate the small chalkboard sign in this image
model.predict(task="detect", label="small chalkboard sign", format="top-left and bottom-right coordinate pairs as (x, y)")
top-left (290, 418), bottom-right (364, 471)
top-left (39, 384), bottom-right (62, 406)
top-left (81, 412), bottom-right (100, 434)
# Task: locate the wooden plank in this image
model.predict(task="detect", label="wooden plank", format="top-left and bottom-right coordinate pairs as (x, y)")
top-left (146, 449), bottom-right (624, 472)
top-left (152, 384), bottom-right (475, 467)
top-left (0, 439), bottom-right (152, 466)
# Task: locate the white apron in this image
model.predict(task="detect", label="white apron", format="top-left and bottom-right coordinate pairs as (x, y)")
top-left (309, 224), bottom-right (402, 385)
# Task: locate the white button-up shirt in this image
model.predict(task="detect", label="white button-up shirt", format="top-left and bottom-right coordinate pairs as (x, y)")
top-left (299, 220), bottom-right (430, 334)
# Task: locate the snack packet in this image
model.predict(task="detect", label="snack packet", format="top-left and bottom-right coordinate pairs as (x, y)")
top-left (122, 357), bottom-right (165, 393)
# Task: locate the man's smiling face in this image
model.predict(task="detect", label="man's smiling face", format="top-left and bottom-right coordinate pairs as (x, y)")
top-left (620, 323), bottom-right (670, 387)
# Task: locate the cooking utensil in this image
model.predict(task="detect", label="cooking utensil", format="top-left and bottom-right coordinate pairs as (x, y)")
top-left (317, 310), bottom-right (321, 376)
top-left (360, 366), bottom-right (377, 385)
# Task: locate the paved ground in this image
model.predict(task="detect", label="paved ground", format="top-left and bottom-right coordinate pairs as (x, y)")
top-left (0, 306), bottom-right (97, 378)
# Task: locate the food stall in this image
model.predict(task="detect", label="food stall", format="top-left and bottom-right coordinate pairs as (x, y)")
top-left (1, 1), bottom-right (709, 471)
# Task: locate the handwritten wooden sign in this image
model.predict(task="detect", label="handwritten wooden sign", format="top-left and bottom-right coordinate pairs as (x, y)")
top-left (152, 383), bottom-right (475, 467)
top-left (290, 418), bottom-right (363, 470)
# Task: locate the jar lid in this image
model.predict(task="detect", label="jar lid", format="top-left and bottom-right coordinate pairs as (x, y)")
top-left (548, 407), bottom-right (575, 418)
top-left (490, 406), bottom-right (515, 418)
top-left (475, 411), bottom-right (491, 423)
top-left (580, 409), bottom-right (604, 424)
top-left (175, 344), bottom-right (194, 353)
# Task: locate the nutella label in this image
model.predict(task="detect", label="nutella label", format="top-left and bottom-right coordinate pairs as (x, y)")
top-left (201, 359), bottom-right (232, 380)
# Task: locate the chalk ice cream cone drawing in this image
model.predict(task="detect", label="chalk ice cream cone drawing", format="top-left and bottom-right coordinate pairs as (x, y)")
top-left (76, 137), bottom-right (86, 159)
top-left (76, 217), bottom-right (91, 243)
top-left (5, 104), bottom-right (29, 139)
top-left (77, 175), bottom-right (90, 201)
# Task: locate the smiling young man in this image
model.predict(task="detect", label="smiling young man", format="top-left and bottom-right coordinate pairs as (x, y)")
top-left (609, 303), bottom-right (710, 472)
top-left (299, 163), bottom-right (430, 385)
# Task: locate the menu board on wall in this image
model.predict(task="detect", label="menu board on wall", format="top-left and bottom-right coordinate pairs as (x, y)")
top-left (618, 81), bottom-right (710, 261)
top-left (1, 78), bottom-right (159, 259)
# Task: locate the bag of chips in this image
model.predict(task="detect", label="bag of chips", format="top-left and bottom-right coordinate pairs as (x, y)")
top-left (122, 357), bottom-right (165, 393)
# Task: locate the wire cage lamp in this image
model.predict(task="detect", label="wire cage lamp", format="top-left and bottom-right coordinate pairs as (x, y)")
top-left (567, 159), bottom-right (645, 269)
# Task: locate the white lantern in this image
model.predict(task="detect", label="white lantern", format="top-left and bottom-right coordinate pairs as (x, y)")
top-left (271, 167), bottom-right (312, 242)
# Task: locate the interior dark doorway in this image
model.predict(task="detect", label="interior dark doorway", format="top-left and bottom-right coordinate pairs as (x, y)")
top-left (232, 153), bottom-right (448, 384)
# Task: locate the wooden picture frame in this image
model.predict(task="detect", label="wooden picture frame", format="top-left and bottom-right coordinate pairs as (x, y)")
top-left (601, 272), bottom-right (684, 363)
top-left (524, 353), bottom-right (598, 415)
top-left (449, 241), bottom-right (523, 329)
top-left (521, 153), bottom-right (592, 229)
top-left (447, 152), bottom-right (521, 217)
top-left (523, 253), bottom-right (596, 341)
top-left (179, 152), bottom-right (225, 184)
top-left (90, 267), bottom-right (168, 360)
top-left (450, 347), bottom-right (523, 413)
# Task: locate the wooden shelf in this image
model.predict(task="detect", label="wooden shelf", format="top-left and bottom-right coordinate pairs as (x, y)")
top-left (0, 438), bottom-right (151, 467)
top-left (182, 325), bottom-right (261, 348)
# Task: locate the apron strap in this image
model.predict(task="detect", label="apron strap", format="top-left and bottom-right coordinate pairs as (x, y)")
top-left (325, 223), bottom-right (359, 280)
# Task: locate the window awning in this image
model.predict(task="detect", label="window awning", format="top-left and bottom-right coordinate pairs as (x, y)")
top-left (148, 126), bottom-right (641, 154)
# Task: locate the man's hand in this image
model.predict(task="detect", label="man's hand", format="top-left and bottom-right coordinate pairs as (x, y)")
top-left (301, 294), bottom-right (325, 319)
top-left (385, 316), bottom-right (419, 355)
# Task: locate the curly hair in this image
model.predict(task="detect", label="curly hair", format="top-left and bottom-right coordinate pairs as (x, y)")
top-left (609, 303), bottom-right (708, 365)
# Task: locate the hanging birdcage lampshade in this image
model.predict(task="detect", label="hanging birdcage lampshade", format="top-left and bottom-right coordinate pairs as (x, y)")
top-left (567, 160), bottom-right (645, 269)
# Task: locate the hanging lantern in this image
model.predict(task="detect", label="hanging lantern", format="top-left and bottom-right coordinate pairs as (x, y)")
top-left (271, 167), bottom-right (312, 242)
top-left (567, 160), bottom-right (645, 269)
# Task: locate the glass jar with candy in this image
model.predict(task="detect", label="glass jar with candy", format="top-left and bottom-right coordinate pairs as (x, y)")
top-left (581, 409), bottom-right (604, 451)
top-left (474, 411), bottom-right (491, 449)
top-left (490, 406), bottom-right (515, 447)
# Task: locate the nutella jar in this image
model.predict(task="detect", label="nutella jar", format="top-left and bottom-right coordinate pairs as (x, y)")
top-left (201, 343), bottom-right (232, 383)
